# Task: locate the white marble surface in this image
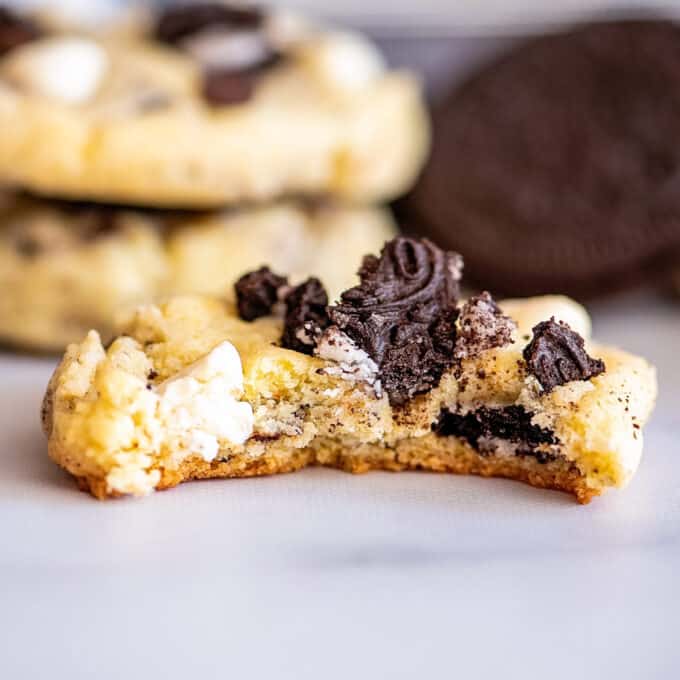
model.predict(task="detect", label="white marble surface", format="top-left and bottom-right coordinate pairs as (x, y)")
top-left (0, 292), bottom-right (678, 679)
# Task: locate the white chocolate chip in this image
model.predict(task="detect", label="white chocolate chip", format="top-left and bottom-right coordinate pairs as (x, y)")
top-left (297, 32), bottom-right (385, 94)
top-left (156, 341), bottom-right (254, 460)
top-left (2, 37), bottom-right (109, 104)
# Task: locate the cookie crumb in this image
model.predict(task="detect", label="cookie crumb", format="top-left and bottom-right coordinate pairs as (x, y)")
top-left (235, 266), bottom-right (288, 322)
top-left (523, 317), bottom-right (605, 392)
top-left (281, 277), bottom-right (329, 354)
top-left (454, 291), bottom-right (515, 360)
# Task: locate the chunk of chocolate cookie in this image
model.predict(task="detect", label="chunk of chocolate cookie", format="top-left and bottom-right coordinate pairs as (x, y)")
top-left (0, 7), bottom-right (41, 56)
top-left (406, 20), bottom-right (680, 297)
top-left (154, 3), bottom-right (264, 45)
top-left (523, 318), bottom-right (605, 392)
top-left (454, 292), bottom-right (515, 360)
top-left (235, 266), bottom-right (287, 321)
top-left (328, 237), bottom-right (462, 405)
top-left (435, 405), bottom-right (558, 462)
top-left (154, 3), bottom-right (281, 106)
top-left (203, 53), bottom-right (281, 105)
top-left (281, 277), bottom-right (329, 355)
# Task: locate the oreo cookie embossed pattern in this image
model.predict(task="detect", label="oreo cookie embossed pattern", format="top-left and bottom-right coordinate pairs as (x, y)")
top-left (407, 20), bottom-right (680, 297)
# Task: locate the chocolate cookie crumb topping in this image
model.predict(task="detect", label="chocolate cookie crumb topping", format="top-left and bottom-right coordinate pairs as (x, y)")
top-left (328, 237), bottom-right (462, 405)
top-left (0, 7), bottom-right (41, 56)
top-left (154, 3), bottom-right (264, 45)
top-left (281, 278), bottom-right (329, 354)
top-left (435, 405), bottom-right (558, 461)
top-left (523, 318), bottom-right (605, 392)
top-left (235, 266), bottom-right (288, 321)
top-left (455, 292), bottom-right (515, 360)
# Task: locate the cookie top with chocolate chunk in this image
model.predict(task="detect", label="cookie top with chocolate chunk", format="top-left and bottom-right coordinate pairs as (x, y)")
top-left (328, 237), bottom-right (462, 405)
top-left (523, 318), bottom-right (605, 392)
top-left (234, 237), bottom-right (612, 406)
top-left (154, 2), bottom-right (282, 106)
top-left (0, 5), bottom-right (426, 207)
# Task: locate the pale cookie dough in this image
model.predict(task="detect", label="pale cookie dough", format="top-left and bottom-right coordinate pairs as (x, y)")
top-left (43, 289), bottom-right (656, 503)
top-left (0, 193), bottom-right (395, 351)
top-left (0, 6), bottom-right (429, 207)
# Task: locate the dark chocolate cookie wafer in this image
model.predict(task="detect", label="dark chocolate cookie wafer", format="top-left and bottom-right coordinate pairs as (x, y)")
top-left (406, 20), bottom-right (680, 298)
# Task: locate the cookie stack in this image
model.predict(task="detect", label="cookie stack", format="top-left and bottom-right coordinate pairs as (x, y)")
top-left (0, 2), bottom-right (429, 351)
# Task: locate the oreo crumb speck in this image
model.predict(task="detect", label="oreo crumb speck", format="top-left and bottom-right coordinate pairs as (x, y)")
top-left (435, 405), bottom-right (558, 462)
top-left (154, 3), bottom-right (264, 45)
top-left (0, 7), bottom-right (41, 56)
top-left (281, 278), bottom-right (329, 354)
top-left (235, 266), bottom-right (288, 321)
top-left (455, 291), bottom-right (515, 360)
top-left (523, 318), bottom-right (605, 392)
top-left (328, 237), bottom-right (462, 405)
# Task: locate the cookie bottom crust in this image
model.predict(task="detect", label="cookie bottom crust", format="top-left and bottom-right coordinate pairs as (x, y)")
top-left (61, 434), bottom-right (596, 504)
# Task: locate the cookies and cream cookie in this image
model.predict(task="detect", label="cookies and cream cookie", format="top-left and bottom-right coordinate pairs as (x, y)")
top-left (42, 237), bottom-right (656, 502)
top-left (0, 192), bottom-right (395, 351)
top-left (0, 4), bottom-right (429, 207)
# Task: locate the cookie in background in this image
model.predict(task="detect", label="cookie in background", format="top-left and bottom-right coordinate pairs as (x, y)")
top-left (0, 2), bottom-right (429, 207)
top-left (0, 192), bottom-right (395, 351)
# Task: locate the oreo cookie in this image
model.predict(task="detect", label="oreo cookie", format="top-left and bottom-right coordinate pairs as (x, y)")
top-left (406, 20), bottom-right (680, 298)
top-left (434, 405), bottom-right (558, 462)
